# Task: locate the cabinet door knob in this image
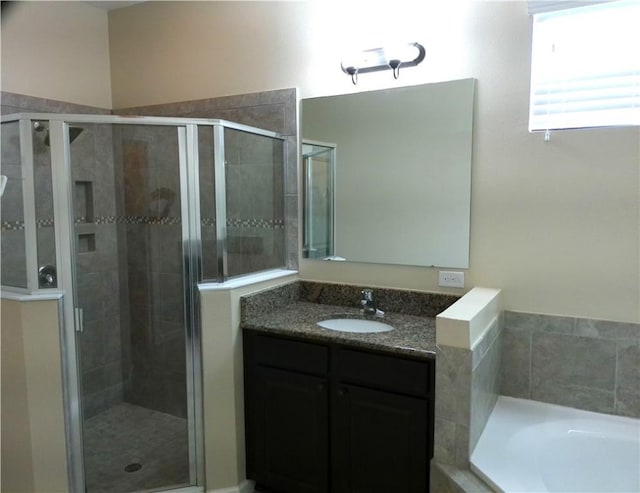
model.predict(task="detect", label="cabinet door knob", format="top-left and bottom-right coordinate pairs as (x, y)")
top-left (337, 387), bottom-right (348, 397)
top-left (317, 383), bottom-right (325, 392)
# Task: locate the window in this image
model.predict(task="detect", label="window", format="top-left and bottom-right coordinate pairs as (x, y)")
top-left (529, 0), bottom-right (640, 131)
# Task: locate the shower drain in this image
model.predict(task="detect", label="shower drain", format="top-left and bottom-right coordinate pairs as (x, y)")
top-left (124, 463), bottom-right (142, 473)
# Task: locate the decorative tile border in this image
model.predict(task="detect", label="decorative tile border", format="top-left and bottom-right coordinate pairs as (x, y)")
top-left (202, 217), bottom-right (285, 229)
top-left (2, 216), bottom-right (286, 231)
top-left (228, 217), bottom-right (285, 229)
top-left (1, 220), bottom-right (24, 232)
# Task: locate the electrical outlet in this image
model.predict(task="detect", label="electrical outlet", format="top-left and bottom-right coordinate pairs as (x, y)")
top-left (439, 271), bottom-right (465, 288)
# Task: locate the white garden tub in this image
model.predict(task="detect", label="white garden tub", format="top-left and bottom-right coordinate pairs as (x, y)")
top-left (471, 396), bottom-right (640, 493)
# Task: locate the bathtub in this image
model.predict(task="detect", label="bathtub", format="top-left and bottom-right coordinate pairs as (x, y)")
top-left (470, 396), bottom-right (640, 493)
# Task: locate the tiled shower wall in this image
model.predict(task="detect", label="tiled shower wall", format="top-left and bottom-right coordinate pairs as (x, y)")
top-left (1, 93), bottom-right (110, 290)
top-left (71, 123), bottom-right (123, 418)
top-left (0, 121), bottom-right (27, 288)
top-left (198, 127), bottom-right (286, 280)
top-left (115, 88), bottom-right (299, 271)
top-left (1, 94), bottom-right (120, 418)
top-left (501, 311), bottom-right (640, 418)
top-left (114, 124), bottom-right (187, 417)
top-left (115, 89), bottom-right (297, 416)
top-left (1, 88), bottom-right (299, 419)
top-left (225, 129), bottom-right (285, 277)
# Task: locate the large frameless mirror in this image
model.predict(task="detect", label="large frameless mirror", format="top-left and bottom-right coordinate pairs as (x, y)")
top-left (301, 78), bottom-right (475, 268)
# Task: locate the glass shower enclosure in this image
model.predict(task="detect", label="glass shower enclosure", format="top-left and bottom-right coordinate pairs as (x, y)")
top-left (302, 141), bottom-right (335, 259)
top-left (0, 113), bottom-right (286, 493)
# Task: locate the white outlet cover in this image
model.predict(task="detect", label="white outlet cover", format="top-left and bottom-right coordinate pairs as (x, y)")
top-left (439, 270), bottom-right (465, 288)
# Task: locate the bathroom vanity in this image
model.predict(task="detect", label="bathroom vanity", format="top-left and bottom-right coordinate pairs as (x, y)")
top-left (241, 281), bottom-right (458, 493)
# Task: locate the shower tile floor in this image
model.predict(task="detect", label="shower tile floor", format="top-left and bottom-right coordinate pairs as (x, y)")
top-left (83, 402), bottom-right (189, 493)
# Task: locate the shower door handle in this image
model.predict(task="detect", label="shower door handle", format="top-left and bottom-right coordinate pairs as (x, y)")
top-left (74, 307), bottom-right (84, 333)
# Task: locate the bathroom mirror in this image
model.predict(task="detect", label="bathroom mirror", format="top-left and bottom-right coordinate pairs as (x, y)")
top-left (301, 78), bottom-right (475, 268)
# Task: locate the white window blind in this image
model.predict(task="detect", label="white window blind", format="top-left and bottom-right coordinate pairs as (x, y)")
top-left (529, 0), bottom-right (640, 131)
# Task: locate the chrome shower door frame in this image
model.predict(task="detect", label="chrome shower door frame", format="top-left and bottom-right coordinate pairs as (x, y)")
top-left (47, 114), bottom-right (207, 493)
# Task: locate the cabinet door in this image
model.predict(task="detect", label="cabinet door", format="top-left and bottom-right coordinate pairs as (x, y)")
top-left (249, 366), bottom-right (329, 493)
top-left (332, 384), bottom-right (428, 493)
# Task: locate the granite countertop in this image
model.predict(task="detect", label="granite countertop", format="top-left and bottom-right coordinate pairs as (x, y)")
top-left (241, 300), bottom-right (438, 360)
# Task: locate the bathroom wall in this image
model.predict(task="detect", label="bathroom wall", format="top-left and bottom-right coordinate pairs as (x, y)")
top-left (2, 2), bottom-right (638, 323)
top-left (103, 0), bottom-right (639, 324)
top-left (502, 311), bottom-right (640, 418)
top-left (0, 1), bottom-right (112, 108)
top-left (199, 272), bottom-right (298, 492)
top-left (1, 298), bottom-right (69, 493)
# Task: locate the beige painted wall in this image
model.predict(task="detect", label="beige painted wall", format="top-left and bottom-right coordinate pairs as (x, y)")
top-left (107, 1), bottom-right (639, 323)
top-left (199, 273), bottom-right (297, 491)
top-left (1, 300), bottom-right (34, 493)
top-left (2, 1), bottom-right (638, 323)
top-left (1, 298), bottom-right (69, 493)
top-left (1, 1), bottom-right (112, 108)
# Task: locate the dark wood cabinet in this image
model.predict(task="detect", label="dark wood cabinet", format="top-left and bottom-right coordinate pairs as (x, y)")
top-left (332, 384), bottom-right (428, 493)
top-left (250, 367), bottom-right (329, 493)
top-left (243, 331), bottom-right (435, 493)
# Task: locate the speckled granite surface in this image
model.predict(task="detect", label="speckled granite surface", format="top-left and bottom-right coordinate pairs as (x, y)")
top-left (241, 281), bottom-right (461, 360)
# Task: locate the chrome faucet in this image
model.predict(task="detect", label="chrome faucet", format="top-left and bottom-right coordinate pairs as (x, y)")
top-left (360, 289), bottom-right (385, 317)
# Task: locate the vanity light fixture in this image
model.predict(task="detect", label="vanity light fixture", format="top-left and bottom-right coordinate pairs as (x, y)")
top-left (341, 42), bottom-right (425, 85)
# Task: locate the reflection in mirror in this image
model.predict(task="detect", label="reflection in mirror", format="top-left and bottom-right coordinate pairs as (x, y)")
top-left (301, 78), bottom-right (475, 268)
top-left (302, 141), bottom-right (336, 259)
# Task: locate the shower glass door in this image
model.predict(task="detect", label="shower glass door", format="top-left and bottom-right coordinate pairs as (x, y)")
top-left (302, 142), bottom-right (335, 259)
top-left (64, 121), bottom-right (199, 493)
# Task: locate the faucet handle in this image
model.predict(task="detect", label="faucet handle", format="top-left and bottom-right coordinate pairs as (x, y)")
top-left (361, 288), bottom-right (374, 301)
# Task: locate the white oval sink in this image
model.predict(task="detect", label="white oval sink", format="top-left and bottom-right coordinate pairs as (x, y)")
top-left (317, 318), bottom-right (394, 333)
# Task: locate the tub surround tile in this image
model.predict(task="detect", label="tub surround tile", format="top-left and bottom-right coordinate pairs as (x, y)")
top-left (436, 346), bottom-right (472, 427)
top-left (616, 341), bottom-right (640, 390)
top-left (454, 424), bottom-right (471, 469)
top-left (434, 419), bottom-right (457, 465)
top-left (502, 310), bottom-right (640, 418)
top-left (470, 328), bottom-right (502, 451)
top-left (503, 311), bottom-right (575, 334)
top-left (615, 388), bottom-right (640, 418)
top-left (532, 382), bottom-right (615, 414)
top-left (435, 312), bottom-right (503, 468)
top-left (532, 332), bottom-right (617, 391)
top-left (431, 463), bottom-right (493, 493)
top-left (616, 341), bottom-right (640, 417)
top-left (500, 327), bottom-right (531, 399)
top-left (576, 318), bottom-right (640, 341)
top-left (471, 315), bottom-right (502, 369)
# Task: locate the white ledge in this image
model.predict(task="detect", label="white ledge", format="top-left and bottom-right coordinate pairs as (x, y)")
top-left (1, 289), bottom-right (64, 302)
top-left (198, 269), bottom-right (297, 291)
top-left (436, 287), bottom-right (502, 349)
